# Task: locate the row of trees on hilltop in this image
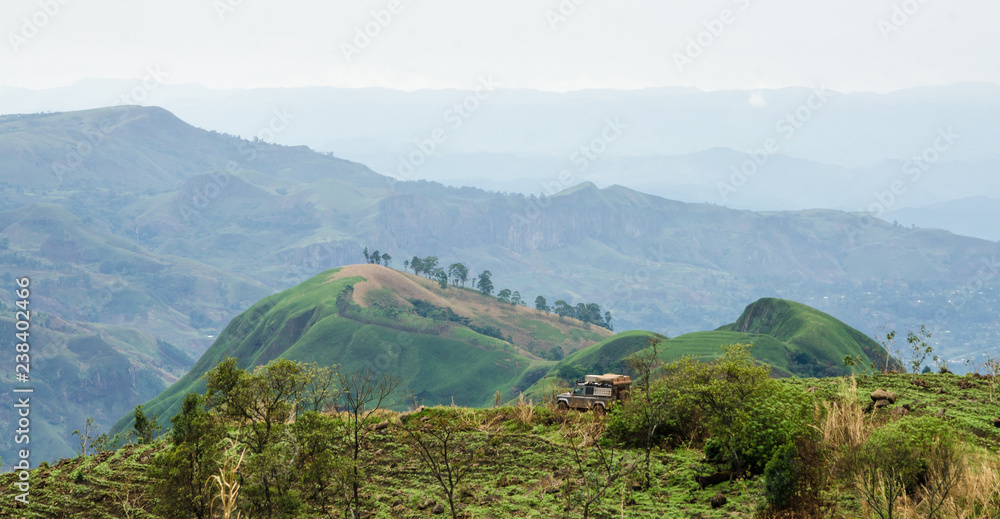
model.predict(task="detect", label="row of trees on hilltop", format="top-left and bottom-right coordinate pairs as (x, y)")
top-left (365, 249), bottom-right (612, 331)
top-left (362, 246), bottom-right (392, 267)
top-left (535, 295), bottom-right (613, 331)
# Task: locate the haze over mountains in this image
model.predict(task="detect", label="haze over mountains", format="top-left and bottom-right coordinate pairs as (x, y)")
top-left (3, 82), bottom-right (999, 241)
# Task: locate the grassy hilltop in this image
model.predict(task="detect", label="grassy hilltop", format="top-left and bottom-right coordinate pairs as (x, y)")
top-left (111, 264), bottom-right (611, 436)
top-left (525, 297), bottom-right (887, 399)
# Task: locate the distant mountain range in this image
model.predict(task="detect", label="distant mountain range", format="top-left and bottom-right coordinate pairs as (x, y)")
top-left (3, 82), bottom-right (999, 231)
top-left (887, 197), bottom-right (1000, 242)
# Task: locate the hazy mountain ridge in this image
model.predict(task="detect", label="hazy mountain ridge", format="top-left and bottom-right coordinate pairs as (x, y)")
top-left (5, 82), bottom-right (1000, 165)
top-left (886, 197), bottom-right (1000, 242)
top-left (4, 83), bottom-right (1000, 238)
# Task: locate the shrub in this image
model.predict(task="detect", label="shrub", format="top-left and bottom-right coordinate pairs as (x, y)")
top-left (609, 344), bottom-right (813, 474)
top-left (866, 415), bottom-right (957, 476)
top-left (764, 434), bottom-right (827, 511)
top-left (605, 376), bottom-right (700, 449)
top-left (764, 442), bottom-right (797, 508)
top-left (848, 416), bottom-right (960, 518)
top-left (680, 344), bottom-right (813, 473)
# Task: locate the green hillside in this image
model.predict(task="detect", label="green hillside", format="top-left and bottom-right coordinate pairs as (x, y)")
top-left (717, 297), bottom-right (889, 376)
top-left (524, 298), bottom-right (889, 398)
top-left (635, 297), bottom-right (889, 378)
top-left (111, 264), bottom-right (611, 436)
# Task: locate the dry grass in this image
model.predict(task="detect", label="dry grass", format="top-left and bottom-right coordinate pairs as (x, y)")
top-left (458, 407), bottom-right (505, 432)
top-left (327, 264), bottom-right (452, 310)
top-left (879, 448), bottom-right (1000, 519)
top-left (514, 393), bottom-right (536, 428)
top-left (325, 264), bottom-right (613, 350)
top-left (209, 439), bottom-right (247, 519)
top-left (814, 376), bottom-right (870, 451)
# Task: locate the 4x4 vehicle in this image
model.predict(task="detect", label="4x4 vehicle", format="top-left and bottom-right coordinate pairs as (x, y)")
top-left (555, 373), bottom-right (631, 415)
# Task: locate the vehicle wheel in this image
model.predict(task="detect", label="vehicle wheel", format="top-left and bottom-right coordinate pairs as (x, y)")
top-left (557, 401), bottom-right (569, 411)
top-left (592, 404), bottom-right (605, 416)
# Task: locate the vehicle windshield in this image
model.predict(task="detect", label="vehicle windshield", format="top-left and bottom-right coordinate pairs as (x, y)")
top-left (572, 387), bottom-right (584, 395)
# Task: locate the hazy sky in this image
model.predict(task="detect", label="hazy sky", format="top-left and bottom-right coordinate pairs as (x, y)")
top-left (2, 0), bottom-right (998, 92)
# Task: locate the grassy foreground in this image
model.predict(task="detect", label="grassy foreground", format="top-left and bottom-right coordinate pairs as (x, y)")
top-left (3, 371), bottom-right (1000, 518)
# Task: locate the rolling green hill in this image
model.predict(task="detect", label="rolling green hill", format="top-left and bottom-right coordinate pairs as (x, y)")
top-left (717, 297), bottom-right (889, 375)
top-left (111, 264), bottom-right (612, 436)
top-left (523, 298), bottom-right (889, 398)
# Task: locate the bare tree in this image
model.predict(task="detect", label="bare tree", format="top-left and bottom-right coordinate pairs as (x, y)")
top-left (337, 369), bottom-right (401, 518)
top-left (983, 354), bottom-right (1000, 403)
top-left (875, 324), bottom-right (900, 373)
top-left (399, 410), bottom-right (480, 519)
top-left (625, 335), bottom-right (667, 487)
top-left (72, 417), bottom-right (109, 456)
top-left (563, 421), bottom-right (637, 519)
top-left (920, 440), bottom-right (965, 519)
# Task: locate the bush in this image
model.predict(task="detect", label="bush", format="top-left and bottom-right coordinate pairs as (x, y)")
top-left (605, 374), bottom-right (703, 449)
top-left (764, 434), bottom-right (827, 511)
top-left (723, 382), bottom-right (813, 474)
top-left (764, 442), bottom-right (797, 508)
top-left (608, 344), bottom-right (813, 474)
top-left (847, 416), bottom-right (959, 518)
top-left (864, 416), bottom-right (957, 483)
top-left (679, 344), bottom-right (813, 474)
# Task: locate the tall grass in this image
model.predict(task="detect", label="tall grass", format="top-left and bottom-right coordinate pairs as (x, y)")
top-left (883, 448), bottom-right (1000, 519)
top-left (514, 393), bottom-right (535, 428)
top-left (209, 439), bottom-right (247, 519)
top-left (815, 376), bottom-right (870, 451)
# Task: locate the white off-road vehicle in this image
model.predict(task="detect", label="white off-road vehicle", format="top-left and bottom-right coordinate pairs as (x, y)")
top-left (555, 373), bottom-right (631, 415)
